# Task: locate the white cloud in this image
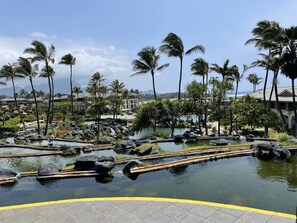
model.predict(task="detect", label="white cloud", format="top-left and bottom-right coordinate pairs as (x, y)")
top-left (0, 35), bottom-right (132, 89)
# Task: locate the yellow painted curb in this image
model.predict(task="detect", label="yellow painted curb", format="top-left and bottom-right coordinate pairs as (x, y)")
top-left (0, 197), bottom-right (295, 219)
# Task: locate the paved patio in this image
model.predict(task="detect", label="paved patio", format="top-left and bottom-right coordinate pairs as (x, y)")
top-left (0, 197), bottom-right (295, 223)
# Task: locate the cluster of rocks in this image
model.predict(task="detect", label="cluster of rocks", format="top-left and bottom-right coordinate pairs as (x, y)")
top-left (209, 139), bottom-right (229, 146)
top-left (74, 155), bottom-right (115, 173)
top-left (251, 143), bottom-right (291, 159)
top-left (113, 139), bottom-right (159, 156)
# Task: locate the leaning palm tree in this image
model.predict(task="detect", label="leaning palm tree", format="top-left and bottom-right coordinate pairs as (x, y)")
top-left (159, 32), bottom-right (205, 100)
top-left (24, 40), bottom-right (55, 136)
top-left (190, 58), bottom-right (209, 134)
top-left (131, 46), bottom-right (169, 100)
top-left (0, 64), bottom-right (26, 128)
top-left (59, 54), bottom-right (76, 115)
top-left (16, 57), bottom-right (41, 134)
top-left (233, 64), bottom-right (249, 99)
top-left (73, 86), bottom-right (82, 101)
top-left (246, 73), bottom-right (263, 92)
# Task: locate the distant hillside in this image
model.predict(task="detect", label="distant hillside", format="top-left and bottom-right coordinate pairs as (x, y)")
top-left (139, 92), bottom-right (185, 101)
top-left (0, 78), bottom-right (83, 96)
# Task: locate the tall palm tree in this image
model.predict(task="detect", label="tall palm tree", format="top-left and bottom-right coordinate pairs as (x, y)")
top-left (191, 58), bottom-right (209, 135)
top-left (16, 57), bottom-right (41, 134)
top-left (159, 32), bottom-right (205, 100)
top-left (281, 26), bottom-right (297, 136)
top-left (59, 54), bottom-right (76, 115)
top-left (210, 59), bottom-right (237, 136)
top-left (24, 40), bottom-right (55, 135)
top-left (233, 65), bottom-right (249, 99)
top-left (246, 20), bottom-right (279, 105)
top-left (110, 79), bottom-right (125, 119)
top-left (246, 73), bottom-right (263, 92)
top-left (0, 64), bottom-right (26, 128)
top-left (73, 86), bottom-right (82, 101)
top-left (131, 46), bottom-right (169, 100)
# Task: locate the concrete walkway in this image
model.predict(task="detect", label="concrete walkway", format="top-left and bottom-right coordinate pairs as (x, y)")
top-left (0, 197), bottom-right (295, 223)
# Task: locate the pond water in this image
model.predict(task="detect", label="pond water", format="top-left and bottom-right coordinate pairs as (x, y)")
top-left (31, 140), bottom-right (92, 147)
top-left (0, 156), bottom-right (296, 214)
top-left (0, 149), bottom-right (135, 172)
top-left (130, 127), bottom-right (187, 139)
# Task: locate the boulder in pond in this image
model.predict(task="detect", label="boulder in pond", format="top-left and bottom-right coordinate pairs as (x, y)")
top-left (123, 160), bottom-right (143, 173)
top-left (38, 163), bottom-right (63, 176)
top-left (100, 136), bottom-right (114, 144)
top-left (246, 134), bottom-right (255, 142)
top-left (98, 156), bottom-right (114, 162)
top-left (210, 139), bottom-right (229, 146)
top-left (94, 161), bottom-right (114, 173)
top-left (138, 147), bottom-right (152, 156)
top-left (174, 135), bottom-right (184, 143)
top-left (114, 140), bottom-right (136, 152)
top-left (74, 155), bottom-right (98, 170)
top-left (251, 143), bottom-right (291, 159)
top-left (0, 169), bottom-right (19, 178)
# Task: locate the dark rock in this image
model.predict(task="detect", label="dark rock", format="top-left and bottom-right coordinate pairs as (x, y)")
top-left (123, 160), bottom-right (143, 173)
top-left (251, 143), bottom-right (291, 159)
top-left (246, 134), bottom-right (255, 142)
top-left (0, 169), bottom-right (19, 178)
top-left (38, 163), bottom-right (62, 176)
top-left (174, 135), bottom-right (184, 143)
top-left (210, 139), bottom-right (229, 146)
top-left (74, 155), bottom-right (98, 170)
top-left (94, 161), bottom-right (114, 173)
top-left (138, 147), bottom-right (152, 156)
top-left (100, 136), bottom-right (114, 144)
top-left (186, 138), bottom-right (197, 143)
top-left (114, 140), bottom-right (136, 152)
top-left (98, 156), bottom-right (114, 162)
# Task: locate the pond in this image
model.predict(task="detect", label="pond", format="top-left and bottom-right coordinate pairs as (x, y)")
top-left (0, 149), bottom-right (135, 172)
top-left (0, 156), bottom-right (296, 214)
top-left (130, 127), bottom-right (187, 139)
top-left (31, 140), bottom-right (92, 147)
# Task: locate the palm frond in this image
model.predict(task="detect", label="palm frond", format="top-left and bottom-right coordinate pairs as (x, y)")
top-left (185, 45), bottom-right (205, 55)
top-left (156, 63), bottom-right (169, 71)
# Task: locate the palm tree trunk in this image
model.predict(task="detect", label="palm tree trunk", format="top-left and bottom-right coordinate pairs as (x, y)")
top-left (70, 65), bottom-right (74, 116)
top-left (235, 81), bottom-right (239, 100)
top-left (204, 74), bottom-right (208, 135)
top-left (253, 84), bottom-right (256, 93)
top-left (263, 68), bottom-right (269, 106)
top-left (50, 75), bottom-right (54, 124)
top-left (291, 79), bottom-right (297, 137)
top-left (11, 78), bottom-right (25, 129)
top-left (97, 114), bottom-right (100, 142)
top-left (151, 71), bottom-right (157, 100)
top-left (275, 82), bottom-right (289, 132)
top-left (44, 72), bottom-right (52, 136)
top-left (178, 57), bottom-right (183, 100)
top-left (30, 78), bottom-right (40, 135)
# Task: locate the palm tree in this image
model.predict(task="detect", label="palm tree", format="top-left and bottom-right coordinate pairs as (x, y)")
top-left (16, 57), bottom-right (41, 134)
top-left (0, 63), bottom-right (26, 128)
top-left (73, 86), bottom-right (82, 101)
top-left (131, 46), bottom-right (169, 100)
top-left (159, 32), bottom-right (205, 100)
top-left (246, 20), bottom-right (280, 105)
top-left (232, 65), bottom-right (249, 99)
top-left (59, 54), bottom-right (76, 115)
top-left (110, 79), bottom-right (125, 119)
top-left (24, 40), bottom-right (55, 135)
top-left (191, 58), bottom-right (209, 134)
top-left (246, 73), bottom-right (263, 92)
top-left (281, 26), bottom-right (297, 136)
top-left (86, 72), bottom-right (106, 97)
top-left (210, 59), bottom-right (237, 136)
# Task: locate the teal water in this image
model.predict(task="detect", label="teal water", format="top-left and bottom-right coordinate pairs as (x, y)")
top-left (0, 156), bottom-right (296, 214)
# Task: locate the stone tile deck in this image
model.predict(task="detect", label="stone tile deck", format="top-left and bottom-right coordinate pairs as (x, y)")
top-left (0, 197), bottom-right (295, 223)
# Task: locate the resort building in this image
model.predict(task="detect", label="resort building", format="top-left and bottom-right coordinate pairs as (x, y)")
top-left (122, 98), bottom-right (139, 111)
top-left (250, 86), bottom-right (297, 129)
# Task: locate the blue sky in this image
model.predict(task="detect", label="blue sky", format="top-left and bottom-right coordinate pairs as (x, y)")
top-left (0, 0), bottom-right (297, 93)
